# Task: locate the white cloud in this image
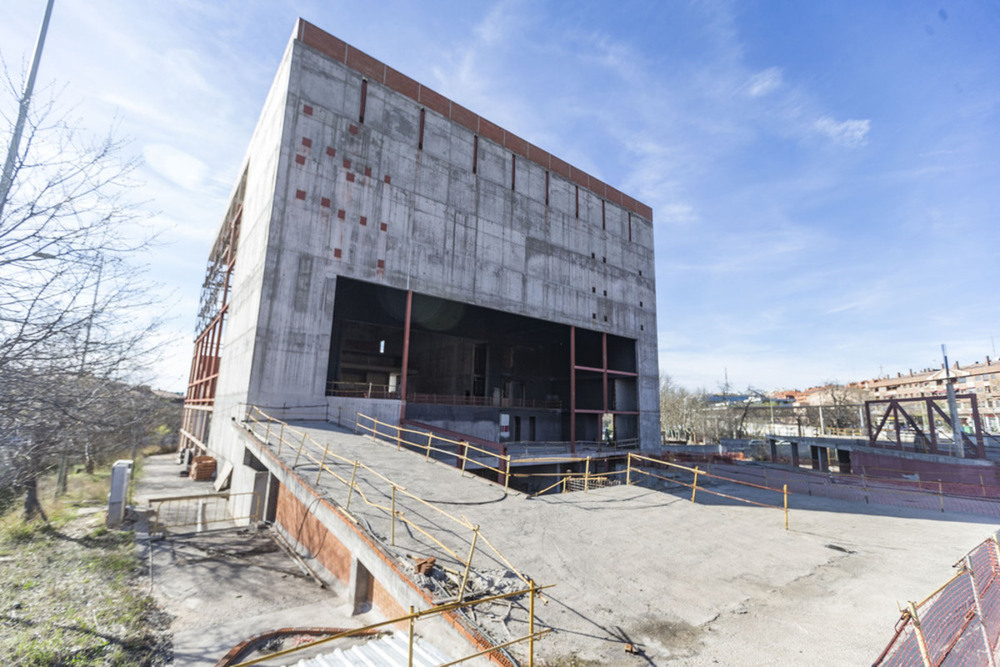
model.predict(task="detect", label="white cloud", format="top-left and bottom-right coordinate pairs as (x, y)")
top-left (814, 116), bottom-right (871, 148)
top-left (746, 67), bottom-right (783, 97)
top-left (143, 144), bottom-right (209, 190)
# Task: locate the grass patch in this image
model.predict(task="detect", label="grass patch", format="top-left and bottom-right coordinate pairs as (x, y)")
top-left (0, 497), bottom-right (169, 664)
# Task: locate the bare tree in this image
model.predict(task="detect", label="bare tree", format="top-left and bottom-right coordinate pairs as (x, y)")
top-left (660, 375), bottom-right (699, 443)
top-left (0, 70), bottom-right (162, 519)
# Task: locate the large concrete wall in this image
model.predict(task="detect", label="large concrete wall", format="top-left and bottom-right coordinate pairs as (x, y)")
top-left (209, 19), bottom-right (661, 456)
top-left (207, 36), bottom-right (298, 466)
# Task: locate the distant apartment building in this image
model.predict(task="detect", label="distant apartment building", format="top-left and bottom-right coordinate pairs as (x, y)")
top-left (854, 358), bottom-right (1000, 432)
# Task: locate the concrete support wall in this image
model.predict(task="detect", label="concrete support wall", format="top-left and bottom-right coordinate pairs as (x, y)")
top-left (239, 423), bottom-right (496, 661)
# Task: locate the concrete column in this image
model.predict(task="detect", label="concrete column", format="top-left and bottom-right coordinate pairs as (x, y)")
top-left (811, 445), bottom-right (825, 471)
top-left (790, 442), bottom-right (800, 468)
top-left (837, 449), bottom-right (852, 475)
top-left (769, 439), bottom-right (777, 462)
top-left (348, 556), bottom-right (373, 615)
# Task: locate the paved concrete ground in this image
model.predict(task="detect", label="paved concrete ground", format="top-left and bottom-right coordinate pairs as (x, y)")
top-left (133, 455), bottom-right (386, 667)
top-left (248, 420), bottom-right (999, 665)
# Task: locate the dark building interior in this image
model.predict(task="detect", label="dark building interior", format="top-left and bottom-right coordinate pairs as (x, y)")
top-left (327, 277), bottom-right (638, 444)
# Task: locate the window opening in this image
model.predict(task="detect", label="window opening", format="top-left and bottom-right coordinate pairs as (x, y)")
top-left (359, 79), bottom-right (367, 124)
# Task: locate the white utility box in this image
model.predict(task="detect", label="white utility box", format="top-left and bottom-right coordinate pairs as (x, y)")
top-left (107, 459), bottom-right (133, 527)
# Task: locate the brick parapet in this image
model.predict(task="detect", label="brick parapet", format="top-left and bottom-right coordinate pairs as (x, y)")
top-left (295, 18), bottom-right (653, 223)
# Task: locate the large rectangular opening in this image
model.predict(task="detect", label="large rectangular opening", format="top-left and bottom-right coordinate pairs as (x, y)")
top-left (327, 277), bottom-right (638, 446)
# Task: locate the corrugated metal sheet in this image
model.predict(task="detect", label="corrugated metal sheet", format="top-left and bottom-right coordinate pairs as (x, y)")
top-left (286, 631), bottom-right (451, 667)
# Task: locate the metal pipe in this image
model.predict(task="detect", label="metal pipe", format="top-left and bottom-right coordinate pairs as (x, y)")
top-left (0, 0), bottom-right (54, 222)
top-left (399, 290), bottom-right (413, 421)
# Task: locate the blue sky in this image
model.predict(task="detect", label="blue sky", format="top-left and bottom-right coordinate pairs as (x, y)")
top-left (2, 1), bottom-right (998, 394)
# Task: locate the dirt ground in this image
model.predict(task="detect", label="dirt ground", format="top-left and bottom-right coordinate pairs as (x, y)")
top-left (133, 455), bottom-right (385, 666)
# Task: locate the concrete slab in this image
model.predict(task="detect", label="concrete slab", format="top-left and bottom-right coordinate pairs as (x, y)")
top-left (250, 420), bottom-right (1000, 665)
top-left (132, 455), bottom-right (398, 666)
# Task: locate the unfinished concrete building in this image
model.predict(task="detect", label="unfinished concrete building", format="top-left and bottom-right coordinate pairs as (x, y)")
top-left (180, 19), bottom-right (659, 468)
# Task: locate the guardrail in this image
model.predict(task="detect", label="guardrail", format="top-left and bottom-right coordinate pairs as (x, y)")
top-left (508, 452), bottom-right (791, 528)
top-left (874, 535), bottom-right (1000, 666)
top-left (358, 413), bottom-right (513, 492)
top-left (242, 408), bottom-right (530, 598)
top-left (228, 581), bottom-right (552, 667)
top-left (147, 492), bottom-right (260, 534)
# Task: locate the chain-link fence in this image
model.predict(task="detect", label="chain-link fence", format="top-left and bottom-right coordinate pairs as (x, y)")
top-left (875, 536), bottom-right (1000, 666)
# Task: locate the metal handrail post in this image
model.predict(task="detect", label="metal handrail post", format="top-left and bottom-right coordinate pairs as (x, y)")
top-left (277, 422), bottom-right (285, 455)
top-left (783, 484), bottom-right (788, 530)
top-left (457, 526), bottom-right (480, 602)
top-left (391, 485), bottom-right (397, 546)
top-left (316, 444), bottom-right (329, 485)
top-left (346, 460), bottom-right (359, 510)
top-left (908, 602), bottom-right (933, 667)
top-left (293, 431), bottom-right (308, 468)
top-left (529, 579), bottom-right (536, 667)
top-left (408, 605), bottom-right (415, 667)
top-left (691, 466), bottom-right (700, 503)
top-left (966, 555), bottom-right (996, 667)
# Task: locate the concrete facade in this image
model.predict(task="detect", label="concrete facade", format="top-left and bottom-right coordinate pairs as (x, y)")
top-left (198, 19), bottom-right (659, 468)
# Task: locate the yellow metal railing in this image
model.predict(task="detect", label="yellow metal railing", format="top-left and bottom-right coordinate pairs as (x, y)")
top-left (147, 492), bottom-right (260, 534)
top-left (626, 453), bottom-right (789, 530)
top-left (508, 451), bottom-right (791, 529)
top-left (243, 407), bottom-right (530, 592)
top-left (356, 413), bottom-right (513, 492)
top-left (229, 581), bottom-right (552, 667)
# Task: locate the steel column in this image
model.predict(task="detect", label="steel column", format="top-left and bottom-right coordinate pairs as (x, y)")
top-left (570, 326), bottom-right (576, 453)
top-left (399, 290), bottom-right (413, 421)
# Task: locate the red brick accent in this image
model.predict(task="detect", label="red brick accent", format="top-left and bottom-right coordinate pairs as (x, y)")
top-left (295, 189), bottom-right (306, 200)
top-left (326, 146), bottom-right (336, 157)
top-left (385, 66), bottom-right (419, 102)
top-left (295, 154), bottom-right (306, 165)
top-left (343, 158), bottom-right (351, 169)
top-left (360, 216), bottom-right (367, 226)
top-left (364, 166), bottom-right (372, 177)
top-left (337, 209), bottom-right (346, 220)
top-left (383, 175), bottom-right (391, 185)
top-left (477, 117), bottom-right (503, 145)
top-left (450, 102), bottom-right (478, 133)
top-left (321, 197), bottom-right (331, 208)
top-left (346, 172), bottom-right (355, 182)
top-left (334, 248), bottom-right (342, 258)
top-left (302, 137), bottom-right (313, 148)
top-left (346, 46), bottom-right (385, 81)
top-left (605, 185), bottom-right (624, 206)
top-left (550, 155), bottom-right (571, 179)
top-left (372, 578), bottom-right (409, 628)
top-left (569, 166), bottom-right (590, 189)
top-left (418, 86), bottom-right (450, 117)
top-left (299, 22), bottom-right (347, 63)
top-left (349, 124), bottom-right (359, 135)
top-left (503, 132), bottom-right (528, 159)
top-left (275, 484), bottom-right (352, 584)
top-left (380, 222), bottom-right (387, 232)
top-left (377, 259), bottom-right (385, 269)
top-left (296, 20), bottom-right (652, 223)
top-left (527, 143), bottom-right (551, 169)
